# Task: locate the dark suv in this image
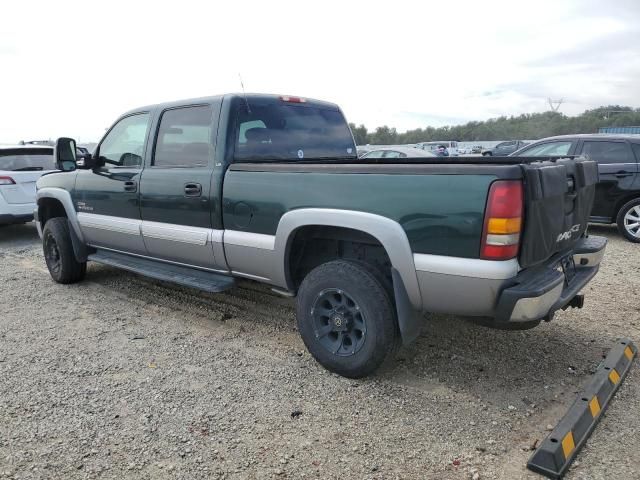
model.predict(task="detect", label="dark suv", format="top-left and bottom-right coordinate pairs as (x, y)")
top-left (512, 134), bottom-right (640, 242)
top-left (482, 140), bottom-right (528, 156)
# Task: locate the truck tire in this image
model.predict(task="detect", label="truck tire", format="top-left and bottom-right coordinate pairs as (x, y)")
top-left (42, 217), bottom-right (87, 284)
top-left (296, 260), bottom-right (398, 378)
top-left (616, 198), bottom-right (640, 243)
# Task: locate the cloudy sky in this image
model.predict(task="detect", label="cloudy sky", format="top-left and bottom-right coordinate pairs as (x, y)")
top-left (1, 0), bottom-right (639, 143)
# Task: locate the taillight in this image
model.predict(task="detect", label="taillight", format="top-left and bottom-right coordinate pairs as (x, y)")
top-left (481, 180), bottom-right (523, 260)
top-left (0, 176), bottom-right (16, 185)
top-left (279, 95), bottom-right (306, 103)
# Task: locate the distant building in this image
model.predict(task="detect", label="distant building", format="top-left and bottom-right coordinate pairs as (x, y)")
top-left (598, 126), bottom-right (640, 134)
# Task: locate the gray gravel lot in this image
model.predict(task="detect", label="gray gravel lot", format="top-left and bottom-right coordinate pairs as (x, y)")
top-left (0, 223), bottom-right (638, 479)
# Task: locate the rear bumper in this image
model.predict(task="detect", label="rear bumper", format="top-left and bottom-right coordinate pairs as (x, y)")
top-left (0, 195), bottom-right (36, 224)
top-left (413, 235), bottom-right (607, 324)
top-left (494, 236), bottom-right (607, 324)
top-left (0, 213), bottom-right (34, 225)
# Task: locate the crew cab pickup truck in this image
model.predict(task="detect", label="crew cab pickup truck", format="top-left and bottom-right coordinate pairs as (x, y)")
top-left (35, 93), bottom-right (606, 378)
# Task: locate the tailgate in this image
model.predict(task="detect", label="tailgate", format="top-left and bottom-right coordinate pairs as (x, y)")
top-left (519, 157), bottom-right (598, 268)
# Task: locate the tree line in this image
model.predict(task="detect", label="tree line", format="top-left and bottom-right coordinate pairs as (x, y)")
top-left (349, 106), bottom-right (640, 145)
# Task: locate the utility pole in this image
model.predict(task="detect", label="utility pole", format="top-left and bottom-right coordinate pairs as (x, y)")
top-left (548, 98), bottom-right (564, 112)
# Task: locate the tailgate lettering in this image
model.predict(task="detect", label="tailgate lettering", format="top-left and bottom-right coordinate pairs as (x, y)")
top-left (556, 224), bottom-right (581, 243)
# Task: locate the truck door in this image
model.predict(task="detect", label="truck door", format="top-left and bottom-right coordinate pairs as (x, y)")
top-left (74, 112), bottom-right (150, 254)
top-left (577, 139), bottom-right (638, 220)
top-left (139, 103), bottom-right (221, 270)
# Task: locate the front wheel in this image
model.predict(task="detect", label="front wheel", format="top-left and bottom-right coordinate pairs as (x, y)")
top-left (296, 260), bottom-right (398, 378)
top-left (617, 198), bottom-right (640, 243)
top-left (42, 217), bottom-right (87, 283)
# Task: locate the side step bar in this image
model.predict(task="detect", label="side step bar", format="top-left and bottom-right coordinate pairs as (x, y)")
top-left (88, 250), bottom-right (235, 293)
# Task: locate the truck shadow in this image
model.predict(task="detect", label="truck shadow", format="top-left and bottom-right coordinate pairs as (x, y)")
top-left (86, 261), bottom-right (610, 408)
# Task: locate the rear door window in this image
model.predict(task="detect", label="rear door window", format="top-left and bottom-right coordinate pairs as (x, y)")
top-left (234, 98), bottom-right (356, 161)
top-left (154, 105), bottom-right (213, 167)
top-left (0, 148), bottom-right (55, 171)
top-left (579, 141), bottom-right (633, 164)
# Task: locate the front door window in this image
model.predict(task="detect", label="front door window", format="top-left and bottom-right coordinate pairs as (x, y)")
top-left (98, 113), bottom-right (150, 167)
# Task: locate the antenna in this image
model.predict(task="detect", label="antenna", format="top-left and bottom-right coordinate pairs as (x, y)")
top-left (547, 98), bottom-right (564, 112)
top-left (239, 73), bottom-right (251, 114)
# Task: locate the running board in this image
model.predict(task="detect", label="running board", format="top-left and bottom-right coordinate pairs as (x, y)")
top-left (88, 250), bottom-right (235, 293)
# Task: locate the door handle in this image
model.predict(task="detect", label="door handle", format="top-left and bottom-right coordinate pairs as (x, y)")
top-left (184, 183), bottom-right (202, 197)
top-left (123, 180), bottom-right (137, 192)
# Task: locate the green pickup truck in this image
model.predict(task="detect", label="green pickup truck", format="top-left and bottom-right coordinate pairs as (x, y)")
top-left (36, 93), bottom-right (606, 377)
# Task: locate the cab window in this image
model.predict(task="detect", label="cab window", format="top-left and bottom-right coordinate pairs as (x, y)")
top-left (98, 113), bottom-right (150, 167)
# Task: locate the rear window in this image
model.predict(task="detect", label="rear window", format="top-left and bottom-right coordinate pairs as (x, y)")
top-left (0, 148), bottom-right (55, 171)
top-left (234, 99), bottom-right (356, 161)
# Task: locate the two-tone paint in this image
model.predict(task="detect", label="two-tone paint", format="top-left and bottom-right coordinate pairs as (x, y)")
top-left (36, 94), bottom-right (603, 345)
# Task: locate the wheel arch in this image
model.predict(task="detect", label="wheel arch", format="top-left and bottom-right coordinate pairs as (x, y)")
top-left (273, 209), bottom-right (424, 343)
top-left (614, 194), bottom-right (640, 221)
top-left (37, 188), bottom-right (89, 262)
top-left (36, 187), bottom-right (84, 242)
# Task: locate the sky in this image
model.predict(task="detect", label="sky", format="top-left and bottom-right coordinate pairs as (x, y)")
top-left (1, 0), bottom-right (639, 143)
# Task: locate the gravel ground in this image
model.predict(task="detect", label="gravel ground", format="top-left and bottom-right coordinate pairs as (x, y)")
top-left (0, 223), bottom-right (638, 479)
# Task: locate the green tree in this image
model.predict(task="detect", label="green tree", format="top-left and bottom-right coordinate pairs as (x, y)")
top-left (348, 123), bottom-right (369, 145)
top-left (354, 106), bottom-right (640, 144)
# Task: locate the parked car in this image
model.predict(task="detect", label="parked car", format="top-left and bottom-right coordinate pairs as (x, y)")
top-left (471, 145), bottom-right (483, 154)
top-left (356, 146), bottom-right (373, 158)
top-left (511, 134), bottom-right (640, 242)
top-left (35, 93), bottom-right (605, 378)
top-left (482, 140), bottom-right (528, 156)
top-left (359, 146), bottom-right (436, 159)
top-left (0, 145), bottom-right (56, 225)
top-left (457, 146), bottom-right (472, 154)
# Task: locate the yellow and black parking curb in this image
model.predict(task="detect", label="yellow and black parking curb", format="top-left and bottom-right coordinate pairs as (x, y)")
top-left (527, 338), bottom-right (636, 479)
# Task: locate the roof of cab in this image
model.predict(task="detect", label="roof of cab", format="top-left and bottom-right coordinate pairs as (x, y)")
top-left (121, 93), bottom-right (340, 117)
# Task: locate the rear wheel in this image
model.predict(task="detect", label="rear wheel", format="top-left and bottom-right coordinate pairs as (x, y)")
top-left (296, 260), bottom-right (397, 378)
top-left (616, 198), bottom-right (640, 243)
top-left (42, 217), bottom-right (87, 283)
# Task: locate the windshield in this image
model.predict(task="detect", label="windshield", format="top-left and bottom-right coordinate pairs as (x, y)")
top-left (0, 148), bottom-right (55, 171)
top-left (233, 99), bottom-right (356, 161)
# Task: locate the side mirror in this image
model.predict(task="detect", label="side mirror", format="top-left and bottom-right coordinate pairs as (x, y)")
top-left (54, 137), bottom-right (77, 172)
